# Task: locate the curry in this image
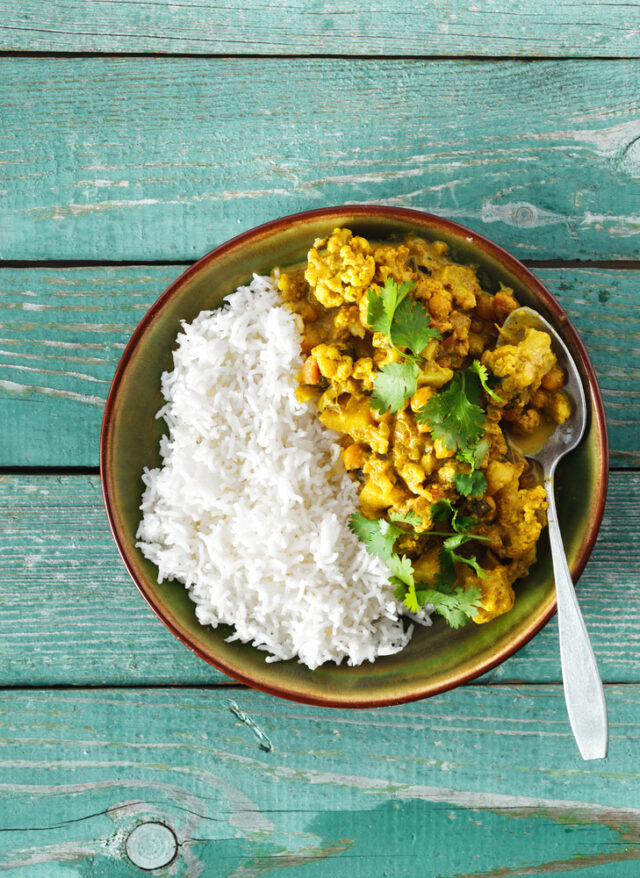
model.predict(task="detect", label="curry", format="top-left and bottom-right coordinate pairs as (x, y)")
top-left (276, 228), bottom-right (570, 626)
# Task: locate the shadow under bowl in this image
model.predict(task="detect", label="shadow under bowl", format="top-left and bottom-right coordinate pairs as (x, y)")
top-left (100, 205), bottom-right (608, 707)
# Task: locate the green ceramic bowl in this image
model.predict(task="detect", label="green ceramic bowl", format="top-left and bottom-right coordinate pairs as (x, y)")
top-left (100, 205), bottom-right (608, 707)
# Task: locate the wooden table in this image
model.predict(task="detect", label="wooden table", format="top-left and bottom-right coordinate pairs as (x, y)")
top-left (1, 3), bottom-right (640, 874)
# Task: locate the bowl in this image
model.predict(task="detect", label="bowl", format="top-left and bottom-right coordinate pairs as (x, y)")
top-left (100, 205), bottom-right (608, 707)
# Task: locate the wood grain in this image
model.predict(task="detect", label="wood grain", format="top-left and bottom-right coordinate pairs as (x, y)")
top-left (1, 686), bottom-right (640, 876)
top-left (1, 0), bottom-right (639, 57)
top-left (0, 472), bottom-right (636, 687)
top-left (1, 265), bottom-right (638, 467)
top-left (1, 58), bottom-right (640, 262)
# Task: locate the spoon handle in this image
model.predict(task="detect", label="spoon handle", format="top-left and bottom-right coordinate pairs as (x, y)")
top-left (545, 477), bottom-right (608, 760)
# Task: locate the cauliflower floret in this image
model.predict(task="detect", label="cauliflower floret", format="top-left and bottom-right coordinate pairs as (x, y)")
top-left (352, 357), bottom-right (376, 392)
top-left (334, 304), bottom-right (366, 339)
top-left (305, 228), bottom-right (375, 308)
top-left (374, 244), bottom-right (414, 286)
top-left (495, 482), bottom-right (548, 560)
top-left (481, 327), bottom-right (557, 406)
top-left (439, 263), bottom-right (481, 311)
top-left (463, 564), bottom-right (516, 624)
top-left (311, 344), bottom-right (353, 382)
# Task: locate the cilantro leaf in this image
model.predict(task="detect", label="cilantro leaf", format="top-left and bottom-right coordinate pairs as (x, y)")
top-left (367, 277), bottom-right (413, 337)
top-left (348, 513), bottom-right (404, 562)
top-left (453, 469), bottom-right (487, 498)
top-left (388, 553), bottom-right (415, 588)
top-left (449, 552), bottom-right (487, 579)
top-left (415, 584), bottom-right (483, 628)
top-left (391, 297), bottom-right (441, 357)
top-left (457, 438), bottom-right (489, 470)
top-left (366, 278), bottom-right (441, 415)
top-left (401, 583), bottom-right (421, 615)
top-left (431, 499), bottom-right (477, 534)
top-left (470, 359), bottom-right (503, 403)
top-left (442, 532), bottom-right (474, 553)
top-left (371, 360), bottom-right (419, 413)
top-left (416, 371), bottom-right (486, 452)
top-left (390, 510), bottom-right (423, 527)
top-left (433, 549), bottom-right (457, 592)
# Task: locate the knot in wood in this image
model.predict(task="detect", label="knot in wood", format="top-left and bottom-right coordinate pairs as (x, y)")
top-left (125, 821), bottom-right (178, 870)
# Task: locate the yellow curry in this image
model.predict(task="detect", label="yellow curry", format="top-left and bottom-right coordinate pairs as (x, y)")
top-left (276, 228), bottom-right (570, 626)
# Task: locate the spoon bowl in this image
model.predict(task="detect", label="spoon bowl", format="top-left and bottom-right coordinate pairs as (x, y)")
top-left (502, 306), bottom-right (587, 474)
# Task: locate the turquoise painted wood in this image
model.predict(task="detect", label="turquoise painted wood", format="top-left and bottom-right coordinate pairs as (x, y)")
top-left (2, 5), bottom-right (639, 873)
top-left (1, 686), bottom-right (640, 875)
top-left (1, 265), bottom-right (639, 467)
top-left (1, 59), bottom-right (640, 262)
top-left (1, 0), bottom-right (639, 56)
top-left (0, 472), bottom-right (636, 686)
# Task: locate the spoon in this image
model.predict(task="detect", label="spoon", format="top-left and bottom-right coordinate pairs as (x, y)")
top-left (501, 306), bottom-right (608, 760)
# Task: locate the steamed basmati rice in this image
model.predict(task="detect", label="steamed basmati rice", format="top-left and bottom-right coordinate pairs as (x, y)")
top-left (136, 275), bottom-right (422, 668)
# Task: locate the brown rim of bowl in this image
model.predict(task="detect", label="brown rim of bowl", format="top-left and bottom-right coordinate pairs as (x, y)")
top-left (100, 204), bottom-right (609, 708)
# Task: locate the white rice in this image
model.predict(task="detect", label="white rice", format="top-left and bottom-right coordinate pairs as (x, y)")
top-left (136, 274), bottom-right (418, 669)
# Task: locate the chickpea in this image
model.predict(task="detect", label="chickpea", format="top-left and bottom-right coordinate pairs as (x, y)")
top-left (429, 292), bottom-right (451, 321)
top-left (493, 290), bottom-right (518, 324)
top-left (541, 365), bottom-right (564, 392)
top-left (476, 292), bottom-right (495, 321)
top-left (410, 386), bottom-right (435, 412)
top-left (295, 301), bottom-right (319, 324)
top-left (501, 405), bottom-right (523, 423)
top-left (530, 388), bottom-right (550, 410)
top-left (514, 408), bottom-right (541, 436)
top-left (342, 443), bottom-right (367, 471)
top-left (549, 391), bottom-right (571, 424)
top-left (433, 437), bottom-right (455, 459)
top-left (420, 450), bottom-right (437, 476)
top-left (468, 331), bottom-right (486, 356)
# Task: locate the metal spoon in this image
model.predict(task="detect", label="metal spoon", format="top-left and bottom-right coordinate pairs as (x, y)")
top-left (501, 306), bottom-right (608, 760)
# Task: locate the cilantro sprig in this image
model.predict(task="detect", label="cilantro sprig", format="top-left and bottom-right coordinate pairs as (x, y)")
top-left (469, 360), bottom-right (503, 404)
top-left (367, 278), bottom-right (441, 414)
top-left (416, 368), bottom-right (485, 452)
top-left (415, 585), bottom-right (484, 630)
top-left (429, 499), bottom-right (490, 592)
top-left (416, 360), bottom-right (502, 500)
top-left (349, 508), bottom-right (484, 628)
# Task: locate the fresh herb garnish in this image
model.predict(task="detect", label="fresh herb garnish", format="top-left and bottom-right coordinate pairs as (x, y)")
top-left (416, 369), bottom-right (485, 453)
top-left (415, 585), bottom-right (483, 629)
top-left (371, 361), bottom-right (419, 415)
top-left (349, 508), bottom-right (484, 627)
top-left (390, 296), bottom-right (442, 358)
top-left (348, 513), bottom-right (406, 563)
top-left (390, 510), bottom-right (424, 527)
top-left (453, 469), bottom-right (487, 499)
top-left (469, 359), bottom-right (503, 404)
top-left (429, 499), bottom-right (490, 592)
top-left (416, 363), bottom-right (497, 499)
top-left (367, 278), bottom-right (441, 413)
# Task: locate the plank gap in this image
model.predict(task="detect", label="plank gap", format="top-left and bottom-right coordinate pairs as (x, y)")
top-left (2, 50), bottom-right (640, 61)
top-left (0, 466), bottom-right (100, 476)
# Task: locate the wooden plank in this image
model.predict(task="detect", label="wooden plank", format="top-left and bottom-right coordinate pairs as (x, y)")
top-left (1, 265), bottom-right (638, 467)
top-left (0, 265), bottom-right (179, 468)
top-left (0, 474), bottom-right (230, 686)
top-left (1, 0), bottom-right (639, 56)
top-left (1, 58), bottom-right (640, 262)
top-left (1, 686), bottom-right (640, 875)
top-left (0, 472), bottom-right (637, 687)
